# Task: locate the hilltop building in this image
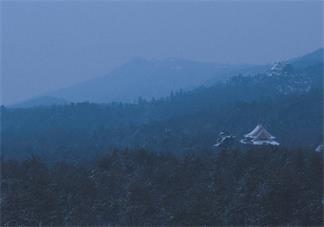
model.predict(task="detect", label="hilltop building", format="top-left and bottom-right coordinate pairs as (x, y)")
top-left (269, 62), bottom-right (294, 76)
top-left (240, 124), bottom-right (279, 146)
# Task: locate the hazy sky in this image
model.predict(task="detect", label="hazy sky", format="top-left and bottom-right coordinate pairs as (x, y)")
top-left (1, 1), bottom-right (323, 105)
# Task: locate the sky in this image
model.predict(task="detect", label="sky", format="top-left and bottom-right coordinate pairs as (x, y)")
top-left (1, 1), bottom-right (323, 105)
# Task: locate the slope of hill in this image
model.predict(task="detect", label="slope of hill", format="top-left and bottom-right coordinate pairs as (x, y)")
top-left (288, 48), bottom-right (323, 69)
top-left (13, 48), bottom-right (322, 107)
top-left (47, 58), bottom-right (265, 103)
top-left (2, 58), bottom-right (322, 160)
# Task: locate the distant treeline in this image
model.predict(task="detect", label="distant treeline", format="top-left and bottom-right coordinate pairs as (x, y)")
top-left (1, 148), bottom-right (322, 226)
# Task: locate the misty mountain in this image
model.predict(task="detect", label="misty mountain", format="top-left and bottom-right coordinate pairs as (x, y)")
top-left (11, 49), bottom-right (323, 107)
top-left (2, 53), bottom-right (322, 160)
top-left (47, 58), bottom-right (266, 104)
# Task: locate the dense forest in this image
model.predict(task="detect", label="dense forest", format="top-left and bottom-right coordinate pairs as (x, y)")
top-left (1, 148), bottom-right (323, 226)
top-left (2, 0), bottom-right (323, 225)
top-left (1, 63), bottom-right (322, 161)
top-left (1, 60), bottom-right (323, 225)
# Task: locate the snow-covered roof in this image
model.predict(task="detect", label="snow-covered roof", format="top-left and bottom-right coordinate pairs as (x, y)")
top-left (251, 140), bottom-right (279, 146)
top-left (241, 124), bottom-right (279, 146)
top-left (213, 135), bottom-right (234, 147)
top-left (245, 124), bottom-right (263, 138)
top-left (213, 131), bottom-right (235, 148)
top-left (269, 62), bottom-right (294, 76)
top-left (244, 124), bottom-right (275, 140)
top-left (271, 62), bottom-right (284, 71)
top-left (240, 138), bottom-right (279, 146)
top-left (315, 144), bottom-right (323, 152)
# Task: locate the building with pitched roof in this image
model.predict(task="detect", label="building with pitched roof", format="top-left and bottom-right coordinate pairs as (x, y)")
top-left (212, 131), bottom-right (236, 150)
top-left (240, 124), bottom-right (279, 146)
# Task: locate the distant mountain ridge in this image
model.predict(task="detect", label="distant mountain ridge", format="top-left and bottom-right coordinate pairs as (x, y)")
top-left (48, 58), bottom-right (264, 104)
top-left (12, 48), bottom-right (323, 107)
top-left (2, 50), bottom-right (323, 158)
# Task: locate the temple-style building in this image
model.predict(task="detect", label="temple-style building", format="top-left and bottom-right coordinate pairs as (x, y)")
top-left (240, 124), bottom-right (279, 146)
top-left (212, 131), bottom-right (236, 150)
top-left (269, 62), bottom-right (294, 76)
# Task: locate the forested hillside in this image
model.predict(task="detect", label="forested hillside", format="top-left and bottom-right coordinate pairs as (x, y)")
top-left (2, 2), bottom-right (323, 226)
top-left (1, 56), bottom-right (323, 226)
top-left (1, 62), bottom-right (322, 161)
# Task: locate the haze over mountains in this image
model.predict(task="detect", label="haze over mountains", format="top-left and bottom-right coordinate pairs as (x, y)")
top-left (3, 48), bottom-right (322, 160)
top-left (2, 2), bottom-right (323, 226)
top-left (12, 48), bottom-right (322, 108)
top-left (2, 46), bottom-right (323, 225)
top-left (14, 59), bottom-right (265, 107)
